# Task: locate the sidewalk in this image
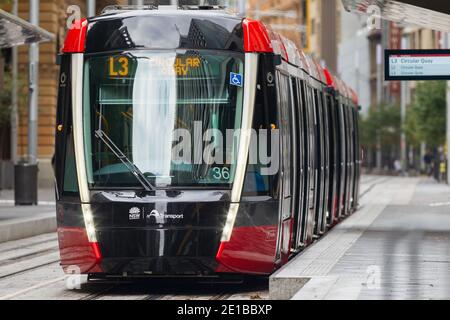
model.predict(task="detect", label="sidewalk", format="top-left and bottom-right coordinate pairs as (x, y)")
top-left (0, 188), bottom-right (56, 243)
top-left (270, 176), bottom-right (450, 300)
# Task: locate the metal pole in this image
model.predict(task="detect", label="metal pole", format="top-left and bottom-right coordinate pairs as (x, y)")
top-left (376, 42), bottom-right (383, 170)
top-left (10, 0), bottom-right (18, 164)
top-left (87, 0), bottom-right (96, 17)
top-left (28, 0), bottom-right (39, 165)
top-left (446, 33), bottom-right (450, 185)
top-left (238, 0), bottom-right (246, 16)
top-left (400, 37), bottom-right (407, 173)
top-left (255, 1), bottom-right (260, 19)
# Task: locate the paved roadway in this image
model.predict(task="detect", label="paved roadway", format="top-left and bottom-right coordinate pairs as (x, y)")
top-left (1, 175), bottom-right (448, 300)
top-left (289, 175), bottom-right (450, 300)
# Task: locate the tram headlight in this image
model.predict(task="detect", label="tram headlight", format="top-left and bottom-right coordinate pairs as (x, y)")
top-left (82, 204), bottom-right (98, 243)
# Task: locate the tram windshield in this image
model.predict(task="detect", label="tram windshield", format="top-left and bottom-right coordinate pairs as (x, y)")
top-left (83, 51), bottom-right (245, 189)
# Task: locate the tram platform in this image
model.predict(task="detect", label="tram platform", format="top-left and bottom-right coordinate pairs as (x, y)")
top-left (270, 175), bottom-right (450, 300)
top-left (0, 188), bottom-right (56, 243)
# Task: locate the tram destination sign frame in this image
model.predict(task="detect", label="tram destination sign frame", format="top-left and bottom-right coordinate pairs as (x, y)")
top-left (385, 49), bottom-right (450, 81)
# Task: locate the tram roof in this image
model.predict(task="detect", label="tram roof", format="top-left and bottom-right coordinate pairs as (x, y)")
top-left (62, 7), bottom-right (358, 104)
top-left (64, 9), bottom-right (245, 54)
top-left (92, 7), bottom-right (241, 22)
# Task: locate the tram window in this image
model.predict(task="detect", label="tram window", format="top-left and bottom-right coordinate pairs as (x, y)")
top-left (83, 51), bottom-right (245, 189)
top-left (243, 89), bottom-right (268, 195)
top-left (298, 80), bottom-right (310, 170)
top-left (243, 68), bottom-right (272, 196)
top-left (55, 55), bottom-right (79, 195)
top-left (276, 72), bottom-right (292, 197)
top-left (313, 89), bottom-right (323, 169)
top-left (63, 134), bottom-right (79, 193)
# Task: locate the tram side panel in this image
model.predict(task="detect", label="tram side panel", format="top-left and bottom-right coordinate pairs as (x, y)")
top-left (54, 54), bottom-right (103, 274)
top-left (216, 54), bottom-right (284, 274)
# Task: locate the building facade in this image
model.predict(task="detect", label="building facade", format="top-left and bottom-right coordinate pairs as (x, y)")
top-left (247, 0), bottom-right (307, 50)
top-left (308, 0), bottom-right (340, 73)
top-left (0, 0), bottom-right (127, 187)
top-left (247, 0), bottom-right (340, 73)
top-left (338, 6), bottom-right (371, 115)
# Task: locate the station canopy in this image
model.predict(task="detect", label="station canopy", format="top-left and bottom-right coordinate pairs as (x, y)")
top-left (341, 0), bottom-right (450, 32)
top-left (0, 8), bottom-right (54, 49)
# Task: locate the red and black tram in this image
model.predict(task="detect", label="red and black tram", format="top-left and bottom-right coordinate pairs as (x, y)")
top-left (54, 5), bottom-right (361, 278)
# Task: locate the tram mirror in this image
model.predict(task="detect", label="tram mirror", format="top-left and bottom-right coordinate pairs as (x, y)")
top-left (56, 54), bottom-right (62, 66)
top-left (274, 54), bottom-right (282, 66)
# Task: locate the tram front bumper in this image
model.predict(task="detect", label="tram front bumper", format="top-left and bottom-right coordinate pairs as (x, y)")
top-left (95, 227), bottom-right (222, 276)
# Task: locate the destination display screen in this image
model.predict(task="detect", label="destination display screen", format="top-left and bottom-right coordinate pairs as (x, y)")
top-left (385, 50), bottom-right (450, 81)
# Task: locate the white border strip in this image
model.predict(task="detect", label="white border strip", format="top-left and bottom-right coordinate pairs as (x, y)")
top-left (71, 54), bottom-right (97, 243)
top-left (221, 53), bottom-right (259, 242)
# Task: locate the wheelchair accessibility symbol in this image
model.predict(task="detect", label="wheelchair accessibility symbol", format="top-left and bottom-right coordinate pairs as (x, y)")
top-left (230, 72), bottom-right (243, 87)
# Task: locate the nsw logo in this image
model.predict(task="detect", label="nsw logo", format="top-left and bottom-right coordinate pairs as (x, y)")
top-left (128, 207), bottom-right (142, 221)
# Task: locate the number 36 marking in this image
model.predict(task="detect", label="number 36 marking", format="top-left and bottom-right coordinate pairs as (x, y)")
top-left (212, 167), bottom-right (230, 180)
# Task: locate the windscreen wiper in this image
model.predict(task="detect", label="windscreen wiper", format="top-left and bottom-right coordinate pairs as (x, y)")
top-left (94, 129), bottom-right (155, 191)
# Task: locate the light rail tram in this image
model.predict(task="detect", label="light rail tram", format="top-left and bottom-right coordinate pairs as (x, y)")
top-left (54, 5), bottom-right (361, 278)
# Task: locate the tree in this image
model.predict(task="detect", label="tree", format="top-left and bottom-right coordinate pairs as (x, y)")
top-left (0, 64), bottom-right (11, 129)
top-left (404, 106), bottom-right (421, 148)
top-left (409, 81), bottom-right (446, 147)
top-left (359, 103), bottom-right (401, 150)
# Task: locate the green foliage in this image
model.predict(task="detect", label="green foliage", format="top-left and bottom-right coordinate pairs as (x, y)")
top-left (404, 109), bottom-right (420, 147)
top-left (0, 68), bottom-right (26, 128)
top-left (0, 71), bottom-right (12, 127)
top-left (407, 81), bottom-right (446, 147)
top-left (359, 103), bottom-right (401, 149)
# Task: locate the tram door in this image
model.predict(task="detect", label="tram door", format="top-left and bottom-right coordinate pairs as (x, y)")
top-left (345, 105), bottom-right (353, 215)
top-left (348, 106), bottom-right (356, 212)
top-left (290, 77), bottom-right (305, 251)
top-left (55, 55), bottom-right (79, 202)
top-left (333, 97), bottom-right (342, 219)
top-left (320, 92), bottom-right (330, 233)
top-left (294, 80), bottom-right (315, 246)
top-left (326, 94), bottom-right (338, 225)
top-left (313, 89), bottom-right (325, 236)
top-left (353, 108), bottom-right (361, 209)
top-left (275, 72), bottom-right (294, 260)
top-left (303, 84), bottom-right (317, 244)
top-left (338, 101), bottom-right (347, 218)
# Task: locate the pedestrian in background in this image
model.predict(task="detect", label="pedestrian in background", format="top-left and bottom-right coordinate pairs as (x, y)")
top-left (424, 151), bottom-right (433, 176)
top-left (394, 159), bottom-right (402, 176)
